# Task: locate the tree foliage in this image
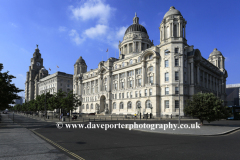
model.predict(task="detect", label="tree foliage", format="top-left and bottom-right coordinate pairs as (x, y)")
top-left (0, 63), bottom-right (24, 110)
top-left (184, 92), bottom-right (231, 124)
top-left (12, 89), bottom-right (82, 115)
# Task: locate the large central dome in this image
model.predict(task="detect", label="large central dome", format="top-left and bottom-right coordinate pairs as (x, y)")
top-left (124, 13), bottom-right (148, 35)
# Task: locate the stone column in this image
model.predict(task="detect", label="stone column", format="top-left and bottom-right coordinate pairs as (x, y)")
top-left (163, 26), bottom-right (165, 40)
top-left (134, 69), bottom-right (136, 88)
top-left (191, 63), bottom-right (194, 85)
top-left (98, 78), bottom-right (101, 92)
top-left (125, 71), bottom-right (128, 89)
top-left (142, 62), bottom-right (146, 86)
top-left (119, 48), bottom-right (121, 57)
top-left (118, 73), bottom-right (120, 90)
top-left (197, 65), bottom-right (200, 84)
top-left (180, 22), bottom-right (183, 37)
top-left (184, 25), bottom-right (186, 38)
top-left (171, 22), bottom-right (173, 37)
top-left (202, 71), bottom-right (205, 87)
top-left (134, 42), bottom-right (136, 52)
top-left (139, 42), bottom-right (142, 52)
top-left (127, 44), bottom-right (129, 54)
top-left (206, 74), bottom-right (208, 89)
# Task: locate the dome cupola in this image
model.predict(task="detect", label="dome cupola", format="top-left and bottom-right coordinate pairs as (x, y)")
top-left (163, 6), bottom-right (182, 19)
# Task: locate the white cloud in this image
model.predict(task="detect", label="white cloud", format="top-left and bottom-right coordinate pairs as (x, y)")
top-left (84, 24), bottom-right (108, 39)
top-left (116, 26), bottom-right (128, 39)
top-left (69, 29), bottom-right (85, 45)
top-left (20, 48), bottom-right (30, 55)
top-left (69, 0), bottom-right (116, 24)
top-left (59, 26), bottom-right (67, 32)
top-left (11, 23), bottom-right (17, 27)
top-left (141, 21), bottom-right (146, 26)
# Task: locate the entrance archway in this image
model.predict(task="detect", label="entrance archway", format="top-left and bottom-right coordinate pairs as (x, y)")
top-left (100, 95), bottom-right (106, 113)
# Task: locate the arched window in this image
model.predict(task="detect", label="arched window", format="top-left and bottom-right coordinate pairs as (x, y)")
top-left (91, 104), bottom-right (93, 109)
top-left (146, 100), bottom-right (152, 108)
top-left (129, 59), bottom-right (133, 65)
top-left (127, 101), bottom-right (132, 109)
top-left (136, 101), bottom-right (141, 109)
top-left (86, 104), bottom-right (89, 109)
top-left (120, 102), bottom-right (124, 109)
top-left (149, 54), bottom-right (153, 60)
top-left (113, 103), bottom-right (116, 109)
top-left (138, 57), bottom-right (141, 62)
top-left (115, 64), bottom-right (117, 69)
top-left (122, 62), bottom-right (124, 67)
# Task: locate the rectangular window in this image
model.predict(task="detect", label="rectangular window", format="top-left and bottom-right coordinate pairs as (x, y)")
top-left (121, 82), bottom-right (125, 88)
top-left (175, 58), bottom-right (179, 66)
top-left (119, 93), bottom-right (121, 99)
top-left (165, 100), bottom-right (169, 108)
top-left (122, 93), bottom-right (124, 99)
top-left (175, 48), bottom-right (179, 54)
top-left (127, 92), bottom-right (129, 98)
top-left (112, 94), bottom-right (114, 99)
top-left (115, 83), bottom-right (117, 89)
top-left (130, 92), bottom-right (132, 98)
top-left (138, 79), bottom-right (142, 86)
top-left (175, 100), bottom-right (179, 108)
top-left (175, 87), bottom-right (179, 94)
top-left (175, 72), bottom-right (179, 81)
top-left (149, 89), bottom-right (152, 95)
top-left (139, 91), bottom-right (141, 97)
top-left (165, 60), bottom-right (169, 67)
top-left (145, 89), bottom-right (147, 96)
top-left (130, 81), bottom-right (133, 87)
top-left (165, 73), bottom-right (169, 82)
top-left (165, 87), bottom-right (169, 95)
top-left (135, 91), bottom-right (138, 97)
top-left (150, 76), bottom-right (153, 83)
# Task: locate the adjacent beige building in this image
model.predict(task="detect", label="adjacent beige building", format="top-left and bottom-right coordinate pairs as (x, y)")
top-left (74, 6), bottom-right (228, 116)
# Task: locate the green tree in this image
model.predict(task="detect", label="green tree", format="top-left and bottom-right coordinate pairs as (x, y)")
top-left (184, 92), bottom-right (231, 125)
top-left (0, 63), bottom-right (24, 110)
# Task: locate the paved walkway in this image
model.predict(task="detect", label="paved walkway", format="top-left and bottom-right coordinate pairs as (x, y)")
top-left (0, 114), bottom-right (73, 160)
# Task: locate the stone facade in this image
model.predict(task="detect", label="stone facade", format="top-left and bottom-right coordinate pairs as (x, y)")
top-left (25, 45), bottom-right (49, 102)
top-left (38, 72), bottom-right (73, 96)
top-left (73, 6), bottom-right (228, 116)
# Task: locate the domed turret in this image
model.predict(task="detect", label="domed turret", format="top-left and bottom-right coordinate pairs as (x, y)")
top-left (209, 48), bottom-right (223, 57)
top-left (208, 48), bottom-right (225, 70)
top-left (74, 56), bottom-right (87, 74)
top-left (163, 6), bottom-right (182, 19)
top-left (159, 6), bottom-right (187, 44)
top-left (118, 13), bottom-right (153, 59)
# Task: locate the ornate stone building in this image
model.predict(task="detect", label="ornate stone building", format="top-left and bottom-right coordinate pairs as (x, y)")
top-left (74, 6), bottom-right (228, 116)
top-left (25, 45), bottom-right (49, 102)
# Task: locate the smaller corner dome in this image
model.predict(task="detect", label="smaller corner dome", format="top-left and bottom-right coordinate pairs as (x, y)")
top-left (76, 56), bottom-right (86, 65)
top-left (209, 48), bottom-right (222, 57)
top-left (163, 6), bottom-right (182, 19)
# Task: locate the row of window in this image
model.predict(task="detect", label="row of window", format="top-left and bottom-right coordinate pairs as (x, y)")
top-left (165, 87), bottom-right (179, 95)
top-left (114, 54), bottom-right (153, 69)
top-left (82, 100), bottom-right (152, 110)
top-left (164, 72), bottom-right (179, 81)
top-left (112, 89), bottom-right (153, 99)
top-left (164, 59), bottom-right (179, 67)
top-left (165, 100), bottom-right (179, 108)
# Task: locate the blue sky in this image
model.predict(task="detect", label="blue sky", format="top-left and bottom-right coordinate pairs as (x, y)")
top-left (0, 0), bottom-right (239, 98)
